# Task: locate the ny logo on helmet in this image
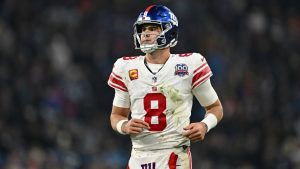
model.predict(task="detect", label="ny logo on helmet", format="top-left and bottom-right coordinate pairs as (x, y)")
top-left (169, 12), bottom-right (178, 26)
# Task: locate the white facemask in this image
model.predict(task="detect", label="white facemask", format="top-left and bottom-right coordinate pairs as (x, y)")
top-left (140, 44), bottom-right (158, 54)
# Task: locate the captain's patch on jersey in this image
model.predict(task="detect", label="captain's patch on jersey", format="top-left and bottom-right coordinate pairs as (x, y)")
top-left (129, 69), bottom-right (138, 80)
top-left (175, 64), bottom-right (189, 77)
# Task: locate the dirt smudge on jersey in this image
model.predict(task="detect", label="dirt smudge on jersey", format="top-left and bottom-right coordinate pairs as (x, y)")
top-left (158, 83), bottom-right (182, 104)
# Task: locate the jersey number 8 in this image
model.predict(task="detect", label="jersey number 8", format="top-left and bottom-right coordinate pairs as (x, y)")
top-left (144, 93), bottom-right (167, 131)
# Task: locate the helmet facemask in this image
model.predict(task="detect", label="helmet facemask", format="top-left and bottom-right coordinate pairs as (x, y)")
top-left (134, 21), bottom-right (177, 54)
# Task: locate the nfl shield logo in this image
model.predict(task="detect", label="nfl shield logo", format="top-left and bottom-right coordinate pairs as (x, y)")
top-left (175, 64), bottom-right (189, 77)
top-left (152, 76), bottom-right (157, 83)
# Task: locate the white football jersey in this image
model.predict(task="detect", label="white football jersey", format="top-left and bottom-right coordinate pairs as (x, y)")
top-left (108, 53), bottom-right (212, 150)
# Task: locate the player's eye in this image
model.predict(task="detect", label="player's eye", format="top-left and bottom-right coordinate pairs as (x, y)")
top-left (141, 26), bottom-right (159, 32)
top-left (149, 27), bottom-right (157, 31)
top-left (141, 27), bottom-right (146, 32)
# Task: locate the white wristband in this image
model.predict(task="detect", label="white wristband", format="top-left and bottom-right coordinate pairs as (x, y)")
top-left (201, 113), bottom-right (218, 133)
top-left (116, 119), bottom-right (128, 135)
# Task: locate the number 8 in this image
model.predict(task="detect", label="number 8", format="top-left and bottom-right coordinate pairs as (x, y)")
top-left (144, 93), bottom-right (167, 131)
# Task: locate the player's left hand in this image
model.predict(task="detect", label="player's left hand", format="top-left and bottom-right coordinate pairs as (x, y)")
top-left (183, 122), bottom-right (208, 142)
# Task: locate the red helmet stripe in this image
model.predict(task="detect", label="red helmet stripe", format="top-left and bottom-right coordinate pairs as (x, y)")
top-left (143, 5), bottom-right (155, 17)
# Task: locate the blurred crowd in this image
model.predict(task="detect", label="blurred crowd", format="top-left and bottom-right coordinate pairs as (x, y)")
top-left (0, 0), bottom-right (299, 168)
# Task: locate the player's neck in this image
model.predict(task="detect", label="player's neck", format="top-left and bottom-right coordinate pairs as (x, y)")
top-left (145, 49), bottom-right (170, 64)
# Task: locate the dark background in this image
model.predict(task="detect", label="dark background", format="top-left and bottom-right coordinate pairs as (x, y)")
top-left (0, 0), bottom-right (299, 168)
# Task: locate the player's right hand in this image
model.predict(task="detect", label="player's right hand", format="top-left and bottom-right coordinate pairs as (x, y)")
top-left (123, 118), bottom-right (150, 135)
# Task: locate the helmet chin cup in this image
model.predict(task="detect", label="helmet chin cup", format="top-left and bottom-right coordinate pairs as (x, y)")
top-left (140, 44), bottom-right (158, 54)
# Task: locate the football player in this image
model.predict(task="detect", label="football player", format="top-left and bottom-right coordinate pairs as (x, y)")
top-left (108, 5), bottom-right (223, 169)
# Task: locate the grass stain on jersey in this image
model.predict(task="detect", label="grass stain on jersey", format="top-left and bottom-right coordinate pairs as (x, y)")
top-left (158, 84), bottom-right (182, 104)
top-left (158, 84), bottom-right (186, 127)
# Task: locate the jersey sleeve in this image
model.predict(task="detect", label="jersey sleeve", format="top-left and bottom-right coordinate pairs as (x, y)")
top-left (113, 89), bottom-right (130, 108)
top-left (107, 58), bottom-right (128, 92)
top-left (191, 53), bottom-right (213, 89)
top-left (192, 79), bottom-right (218, 107)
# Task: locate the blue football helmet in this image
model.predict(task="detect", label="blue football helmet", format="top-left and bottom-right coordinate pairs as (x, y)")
top-left (134, 5), bottom-right (179, 53)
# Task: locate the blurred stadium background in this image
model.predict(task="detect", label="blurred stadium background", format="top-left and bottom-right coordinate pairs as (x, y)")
top-left (0, 0), bottom-right (299, 168)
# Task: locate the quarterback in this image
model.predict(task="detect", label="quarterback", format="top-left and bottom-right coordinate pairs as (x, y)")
top-left (108, 5), bottom-right (223, 169)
